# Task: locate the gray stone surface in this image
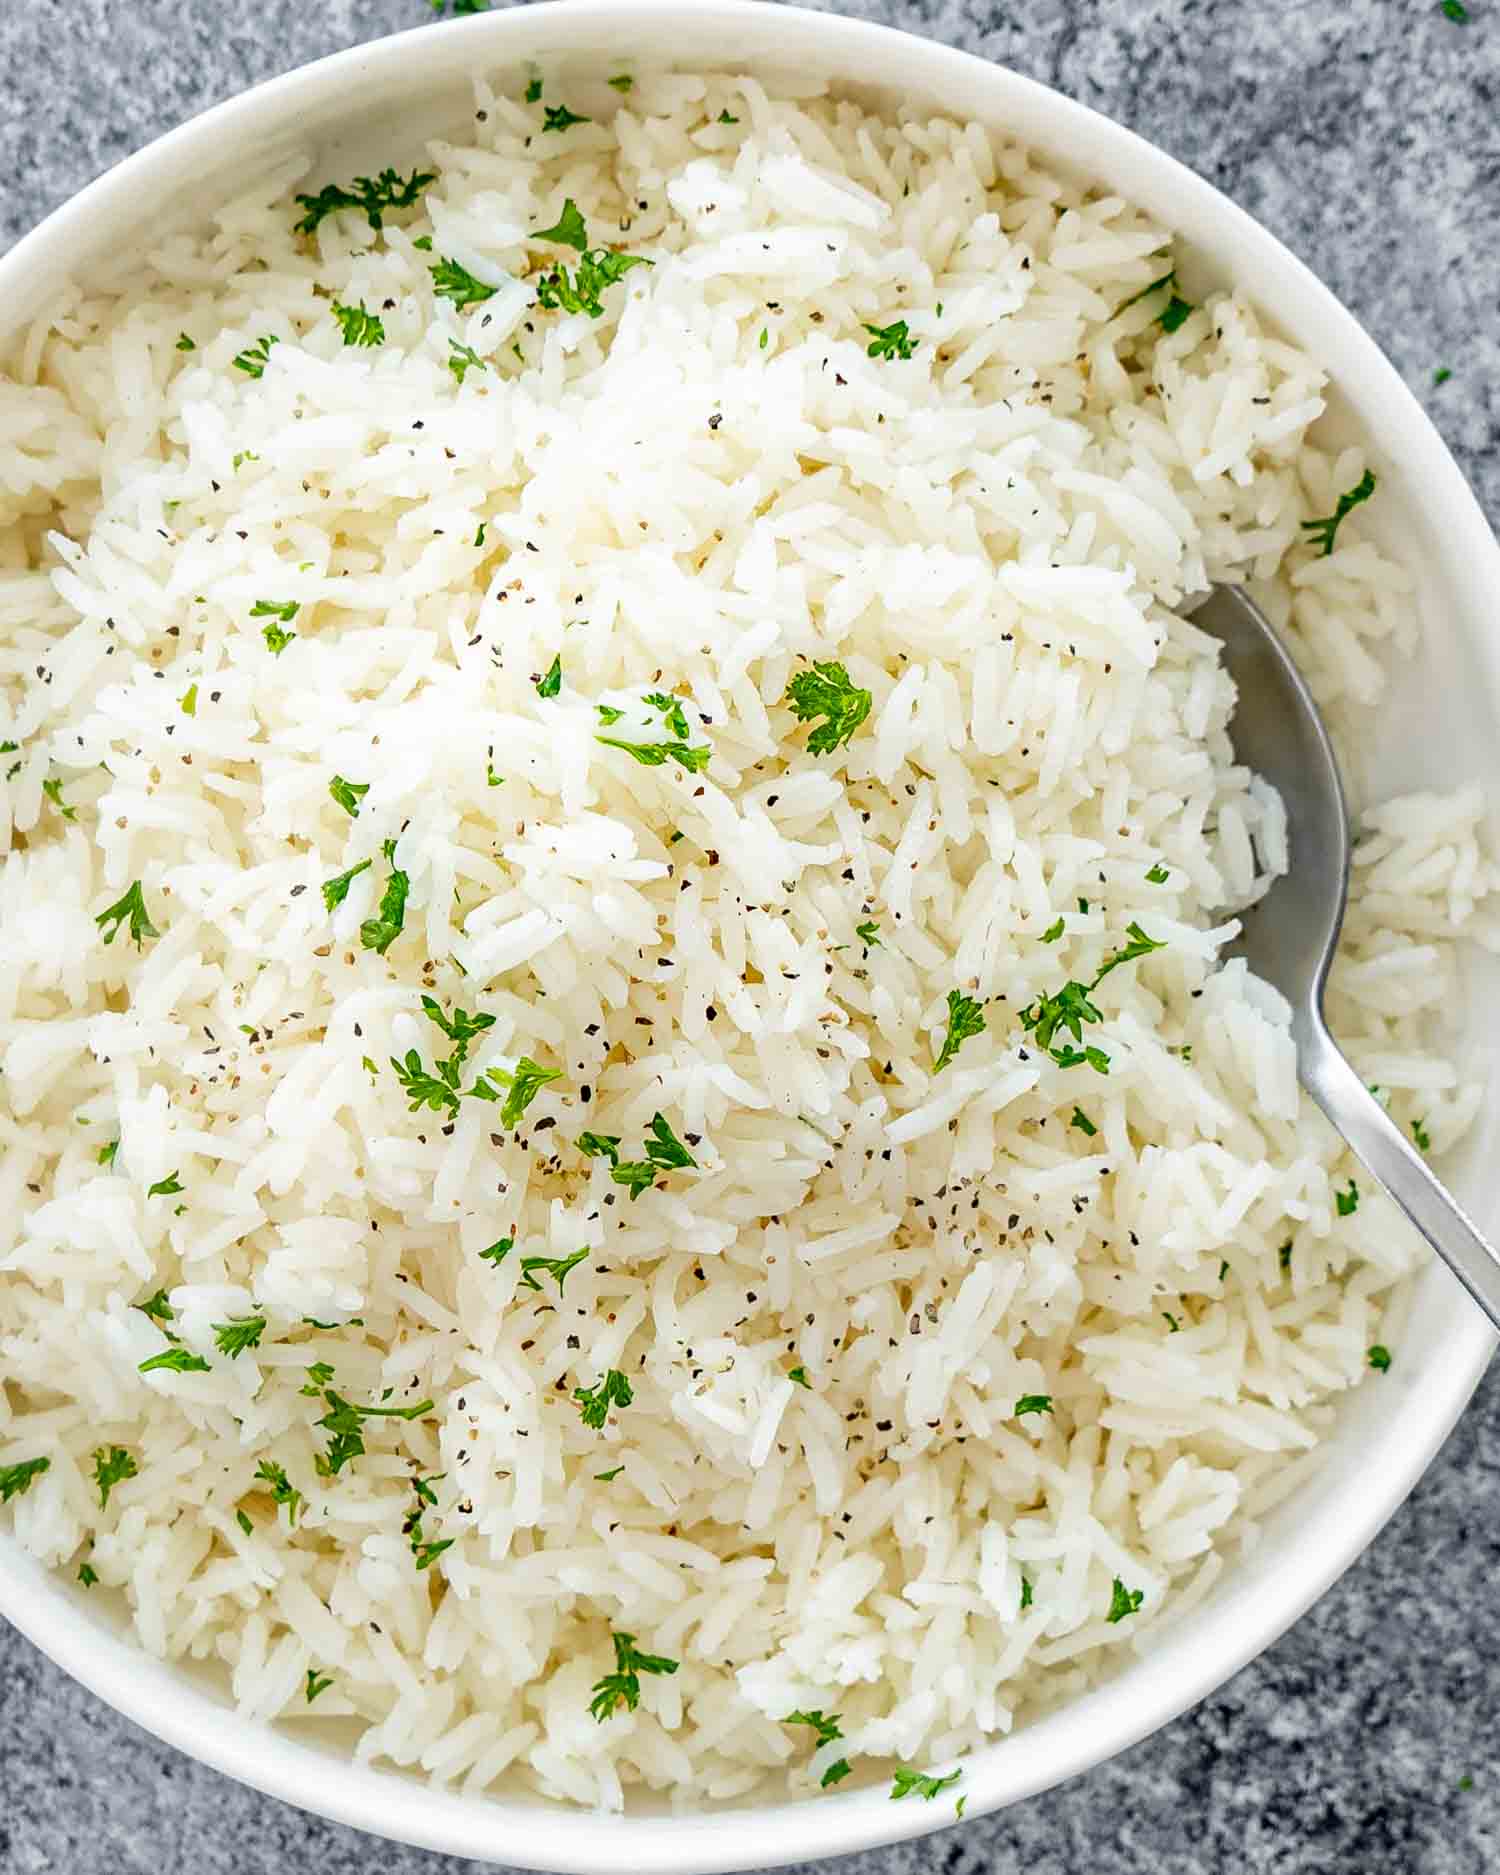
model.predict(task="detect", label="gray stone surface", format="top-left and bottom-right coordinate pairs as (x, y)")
top-left (1, 2), bottom-right (1497, 1871)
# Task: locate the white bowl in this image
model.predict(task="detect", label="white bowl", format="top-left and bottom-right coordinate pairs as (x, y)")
top-left (4, 3), bottom-right (1497, 1867)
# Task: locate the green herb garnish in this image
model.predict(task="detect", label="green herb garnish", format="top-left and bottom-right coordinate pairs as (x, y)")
top-left (42, 776), bottom-right (76, 821)
top-left (863, 319), bottom-right (917, 361)
top-left (232, 334), bottom-right (279, 378)
top-left (328, 775), bottom-right (369, 817)
top-left (314, 1389), bottom-right (432, 1477)
top-left (322, 857), bottom-right (373, 912)
top-left (176, 333), bottom-right (196, 351)
top-left (1412, 1116), bottom-right (1432, 1152)
top-left (448, 340), bottom-right (486, 384)
top-left (78, 1561), bottom-right (100, 1585)
top-left (788, 1366), bottom-right (812, 1389)
top-left (359, 840), bottom-right (410, 955)
top-left (1300, 469), bottom-right (1376, 557)
top-left (589, 1630), bottom-right (679, 1722)
top-left (595, 735), bottom-right (709, 772)
top-left (139, 1347), bottom-right (211, 1375)
top-left (517, 1247), bottom-right (589, 1294)
top-left (430, 257), bottom-right (498, 308)
top-left (0, 1457), bottom-right (49, 1503)
top-left (305, 1668), bottom-right (333, 1703)
top-left (332, 300), bottom-right (385, 346)
top-left (542, 103), bottom-right (590, 134)
top-left (1069, 1107), bottom-right (1097, 1137)
top-left (1145, 863), bottom-right (1170, 884)
top-left (855, 920), bottom-right (881, 947)
top-left (574, 1369), bottom-right (632, 1428)
top-left (147, 1172), bottom-right (183, 1198)
top-left (294, 167), bottom-right (436, 235)
top-left (180, 684), bottom-right (198, 717)
top-left (95, 880), bottom-right (159, 948)
top-left (1014, 1394), bottom-right (1053, 1417)
top-left (476, 1055), bottom-right (563, 1129)
top-left (92, 1446), bottom-right (137, 1509)
top-left (535, 197), bottom-right (588, 252)
top-left (1335, 1179), bottom-right (1359, 1217)
top-left (934, 990), bottom-right (986, 1073)
top-left (1368, 1344), bottom-right (1392, 1372)
top-left (1106, 1577), bottom-right (1144, 1623)
top-left (536, 655), bottom-right (563, 698)
top-left (254, 1459), bottom-right (305, 1523)
top-left (212, 1317), bottom-right (266, 1359)
top-left (1041, 916), bottom-right (1064, 942)
top-left (784, 660), bottom-right (872, 755)
top-left (98, 1139), bottom-right (122, 1169)
top-left (890, 1766), bottom-right (962, 1802)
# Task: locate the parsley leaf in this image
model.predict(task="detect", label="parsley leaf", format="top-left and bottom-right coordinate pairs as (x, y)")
top-left (574, 1369), bottom-right (633, 1428)
top-left (643, 1112), bottom-right (696, 1170)
top-left (99, 1139), bottom-right (122, 1170)
top-left (719, 109), bottom-right (740, 125)
top-left (1300, 469), bottom-right (1377, 557)
top-left (595, 734), bottom-right (709, 772)
top-left (95, 880), bottom-right (159, 948)
top-left (134, 1289), bottom-right (173, 1325)
top-left (855, 920), bottom-right (881, 947)
top-left (1093, 921), bottom-right (1167, 981)
top-left (536, 655), bottom-right (563, 698)
top-left (863, 319), bottom-right (917, 361)
top-left (262, 621), bottom-right (295, 655)
top-left (314, 1389), bottom-right (432, 1476)
top-left (1442, 0), bottom-right (1469, 19)
top-left (92, 1446), bottom-right (137, 1509)
top-left (784, 661), bottom-right (873, 755)
top-left (448, 339), bottom-right (486, 384)
top-left (1107, 1577), bottom-right (1144, 1623)
top-left (1069, 1107), bottom-right (1098, 1137)
top-left (180, 683), bottom-right (198, 717)
top-left (891, 1766), bottom-right (962, 1802)
top-left (535, 247), bottom-right (652, 318)
top-left (232, 334), bottom-right (279, 378)
top-left (1041, 916), bottom-right (1065, 942)
top-left (644, 691), bottom-right (690, 739)
top-left (1335, 1179), bottom-right (1359, 1217)
top-left (305, 1668), bottom-right (333, 1703)
top-left (0, 1457), bottom-right (49, 1503)
top-left (175, 333), bottom-right (196, 352)
top-left (212, 1317), bottom-right (266, 1359)
top-left (1014, 1394), bottom-right (1053, 1417)
top-left (328, 775), bottom-right (369, 817)
top-left (332, 300), bottom-right (385, 347)
top-left (78, 1561), bottom-right (100, 1586)
top-left (1019, 1574), bottom-right (1033, 1610)
top-left (1412, 1116), bottom-right (1432, 1152)
top-left (517, 1247), bottom-right (589, 1293)
top-left (608, 74), bottom-right (633, 91)
top-left (480, 1055), bottom-right (563, 1129)
top-left (41, 776), bottom-right (76, 821)
top-left (610, 1159), bottom-right (660, 1200)
top-left (322, 857), bottom-right (373, 912)
top-left (390, 1047), bottom-right (461, 1117)
top-left (595, 1464), bottom-right (625, 1482)
top-left (542, 103), bottom-right (590, 133)
top-left (535, 197), bottom-right (589, 252)
top-left (430, 257), bottom-right (498, 308)
top-left (577, 1132), bottom-right (622, 1163)
top-left (251, 598), bottom-right (299, 625)
top-left (359, 840), bottom-right (410, 955)
top-left (139, 1347), bottom-right (211, 1375)
top-left (147, 1172), bottom-right (183, 1198)
top-left (1368, 1344), bottom-right (1392, 1372)
top-left (1145, 863), bottom-right (1170, 884)
top-left (589, 1630), bottom-right (679, 1721)
top-left (293, 167), bottom-right (436, 235)
top-left (784, 1709), bottom-right (843, 1748)
top-left (788, 1366), bottom-right (812, 1389)
top-left (934, 989), bottom-right (986, 1073)
top-left (524, 76), bottom-right (543, 103)
top-left (254, 1458), bottom-right (305, 1523)
top-left (478, 1236), bottom-right (513, 1265)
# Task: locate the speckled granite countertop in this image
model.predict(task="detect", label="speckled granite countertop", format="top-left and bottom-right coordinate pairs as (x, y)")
top-left (1, 3), bottom-right (1497, 1872)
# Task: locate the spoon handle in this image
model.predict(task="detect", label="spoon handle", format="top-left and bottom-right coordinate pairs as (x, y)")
top-left (1299, 1014), bottom-right (1500, 1333)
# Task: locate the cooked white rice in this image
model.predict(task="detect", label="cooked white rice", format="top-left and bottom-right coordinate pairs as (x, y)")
top-left (1, 69), bottom-right (1495, 1809)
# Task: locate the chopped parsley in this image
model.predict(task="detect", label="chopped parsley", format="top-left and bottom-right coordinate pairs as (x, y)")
top-left (787, 1366), bottom-right (812, 1389)
top-left (517, 1247), bottom-right (589, 1294)
top-left (1145, 863), bottom-right (1170, 884)
top-left (0, 1457), bottom-right (50, 1503)
top-left (95, 880), bottom-right (159, 948)
top-left (147, 1171), bottom-right (183, 1198)
top-left (359, 840), bottom-right (410, 955)
top-left (332, 299), bottom-right (385, 346)
top-left (41, 776), bottom-right (76, 821)
top-left (92, 1446), bottom-right (137, 1509)
top-left (608, 74), bottom-right (634, 92)
top-left (890, 1766), bottom-right (962, 1802)
top-left (180, 683), bottom-right (198, 717)
top-left (1433, 367), bottom-right (1452, 386)
top-left (99, 1139), bottom-right (122, 1169)
top-left (1368, 1344), bottom-right (1392, 1372)
top-left (596, 704), bottom-right (625, 726)
top-left (1021, 922), bottom-right (1165, 1071)
top-left (314, 1389), bottom-right (432, 1477)
top-left (595, 1465), bottom-right (625, 1482)
top-left (78, 1562), bottom-right (100, 1586)
top-left (328, 775), bottom-right (369, 817)
top-left (305, 1669), bottom-right (333, 1703)
top-left (176, 333), bottom-right (196, 351)
top-left (477, 1054), bottom-right (563, 1129)
top-left (610, 1112), bottom-right (698, 1200)
top-left (299, 1360), bottom-right (335, 1396)
top-left (1412, 1116), bottom-right (1432, 1152)
top-left (430, 257), bottom-right (498, 308)
top-left (1163, 1311), bottom-right (1181, 1333)
top-left (863, 319), bottom-right (917, 362)
top-left (139, 1347), bottom-right (211, 1375)
top-left (589, 1630), bottom-right (679, 1722)
top-left (251, 598), bottom-right (299, 624)
top-left (536, 246), bottom-right (652, 319)
top-left (134, 1288), bottom-right (173, 1323)
top-left (1069, 1107), bottom-right (1098, 1137)
top-left (1019, 1574), bottom-right (1033, 1610)
top-left (524, 76), bottom-right (543, 103)
top-left (1442, 0), bottom-right (1469, 17)
top-left (1300, 469), bottom-right (1376, 557)
top-left (595, 735), bottom-right (709, 772)
top-left (478, 1236), bottom-right (513, 1265)
top-left (718, 109), bottom-right (739, 125)
top-left (262, 622), bottom-right (295, 655)
top-left (1279, 1242), bottom-right (1293, 1273)
top-left (212, 1317), bottom-right (266, 1359)
top-left (575, 1369), bottom-right (633, 1428)
top-left (254, 1458), bottom-right (305, 1523)
top-left (784, 1708), bottom-right (843, 1748)
top-left (1041, 916), bottom-right (1065, 942)
top-left (644, 691), bottom-right (691, 739)
top-left (535, 197), bottom-right (588, 252)
top-left (536, 655), bottom-right (563, 698)
top-left (934, 989), bottom-right (986, 1073)
top-left (232, 334), bottom-right (279, 378)
top-left (577, 1132), bottom-right (622, 1162)
top-left (409, 1521), bottom-right (454, 1571)
top-left (1107, 1577), bottom-right (1144, 1623)
top-left (784, 660), bottom-right (873, 755)
top-left (448, 340), bottom-right (486, 384)
top-left (855, 920), bottom-right (881, 947)
top-left (1159, 293), bottom-right (1193, 333)
top-left (1093, 921), bottom-right (1168, 981)
top-left (1014, 1394), bottom-right (1053, 1417)
top-left (321, 857), bottom-right (372, 912)
top-left (293, 167), bottom-right (436, 235)
top-left (1335, 1179), bottom-right (1359, 1217)
top-left (542, 103), bottom-right (590, 133)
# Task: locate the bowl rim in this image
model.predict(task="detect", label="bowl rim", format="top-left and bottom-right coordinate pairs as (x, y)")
top-left (2, 2), bottom-right (1497, 1868)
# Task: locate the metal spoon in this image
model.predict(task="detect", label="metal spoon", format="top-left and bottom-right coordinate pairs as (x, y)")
top-left (1192, 583), bottom-right (1500, 1330)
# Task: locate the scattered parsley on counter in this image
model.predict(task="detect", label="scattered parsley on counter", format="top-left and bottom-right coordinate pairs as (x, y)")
top-left (1106, 1577), bottom-right (1144, 1623)
top-left (934, 990), bottom-right (986, 1073)
top-left (1433, 367), bottom-right (1452, 386)
top-left (575, 1369), bottom-right (633, 1428)
top-left (332, 299), bottom-right (385, 346)
top-left (294, 167), bottom-right (436, 235)
top-left (863, 319), bottom-right (917, 361)
top-left (1442, 0), bottom-right (1469, 18)
top-left (322, 857), bottom-right (373, 912)
top-left (328, 775), bottom-right (369, 817)
top-left (785, 660), bottom-right (872, 755)
top-left (1301, 469), bottom-right (1376, 557)
top-left (589, 1631), bottom-right (679, 1721)
top-left (95, 880), bottom-right (159, 948)
top-left (0, 1457), bottom-right (49, 1503)
top-left (212, 1317), bottom-right (266, 1359)
top-left (92, 1446), bottom-right (137, 1509)
top-left (359, 840), bottom-right (410, 955)
top-left (890, 1766), bottom-right (962, 1803)
top-left (1368, 1344), bottom-right (1392, 1372)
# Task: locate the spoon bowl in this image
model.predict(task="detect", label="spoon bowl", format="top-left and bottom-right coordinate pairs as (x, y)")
top-left (1195, 583), bottom-right (1500, 1327)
